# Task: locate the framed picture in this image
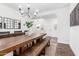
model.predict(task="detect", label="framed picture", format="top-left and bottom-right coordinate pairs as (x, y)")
top-left (70, 3), bottom-right (79, 26)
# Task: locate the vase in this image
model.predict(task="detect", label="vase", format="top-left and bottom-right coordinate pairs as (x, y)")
top-left (25, 28), bottom-right (33, 36)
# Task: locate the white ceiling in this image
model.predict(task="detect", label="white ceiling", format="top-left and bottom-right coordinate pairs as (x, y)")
top-left (3, 3), bottom-right (70, 13)
top-left (2, 3), bottom-right (70, 19)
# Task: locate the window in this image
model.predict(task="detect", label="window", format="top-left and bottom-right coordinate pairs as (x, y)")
top-left (0, 16), bottom-right (21, 29)
top-left (14, 20), bottom-right (21, 29)
top-left (3, 17), bottom-right (21, 29)
top-left (0, 16), bottom-right (2, 29)
top-left (4, 18), bottom-right (11, 29)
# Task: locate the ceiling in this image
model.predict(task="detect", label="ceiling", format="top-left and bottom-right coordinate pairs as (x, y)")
top-left (3, 3), bottom-right (70, 13)
top-left (2, 3), bottom-right (70, 19)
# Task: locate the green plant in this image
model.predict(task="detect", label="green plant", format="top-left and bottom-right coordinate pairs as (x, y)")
top-left (24, 21), bottom-right (33, 28)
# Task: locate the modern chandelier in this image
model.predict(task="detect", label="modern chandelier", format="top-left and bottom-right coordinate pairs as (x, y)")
top-left (18, 4), bottom-right (39, 19)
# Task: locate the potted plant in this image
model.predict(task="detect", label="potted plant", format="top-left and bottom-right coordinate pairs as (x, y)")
top-left (24, 21), bottom-right (33, 36)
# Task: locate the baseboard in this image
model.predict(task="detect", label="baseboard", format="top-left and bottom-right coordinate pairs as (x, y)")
top-left (70, 44), bottom-right (76, 56)
top-left (58, 40), bottom-right (69, 44)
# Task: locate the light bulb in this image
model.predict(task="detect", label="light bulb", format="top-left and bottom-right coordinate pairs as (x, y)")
top-left (21, 10), bottom-right (24, 13)
top-left (36, 9), bottom-right (39, 13)
top-left (34, 12), bottom-right (37, 16)
top-left (19, 5), bottom-right (22, 8)
top-left (27, 4), bottom-right (30, 8)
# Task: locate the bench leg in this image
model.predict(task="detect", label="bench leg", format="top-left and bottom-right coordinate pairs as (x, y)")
top-left (47, 41), bottom-right (50, 46)
top-left (13, 48), bottom-right (20, 56)
top-left (39, 48), bottom-right (45, 56)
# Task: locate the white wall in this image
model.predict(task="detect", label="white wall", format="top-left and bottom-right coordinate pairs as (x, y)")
top-left (39, 6), bottom-right (70, 44)
top-left (70, 26), bottom-right (79, 55)
top-left (32, 6), bottom-right (70, 44)
top-left (0, 4), bottom-right (22, 33)
top-left (41, 18), bottom-right (58, 37)
top-left (55, 7), bottom-right (70, 44)
top-left (69, 3), bottom-right (79, 56)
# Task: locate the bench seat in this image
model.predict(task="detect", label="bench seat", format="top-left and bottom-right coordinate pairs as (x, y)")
top-left (20, 39), bottom-right (50, 56)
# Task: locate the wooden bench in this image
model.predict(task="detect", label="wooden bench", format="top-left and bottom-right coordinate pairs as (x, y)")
top-left (20, 39), bottom-right (50, 56)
